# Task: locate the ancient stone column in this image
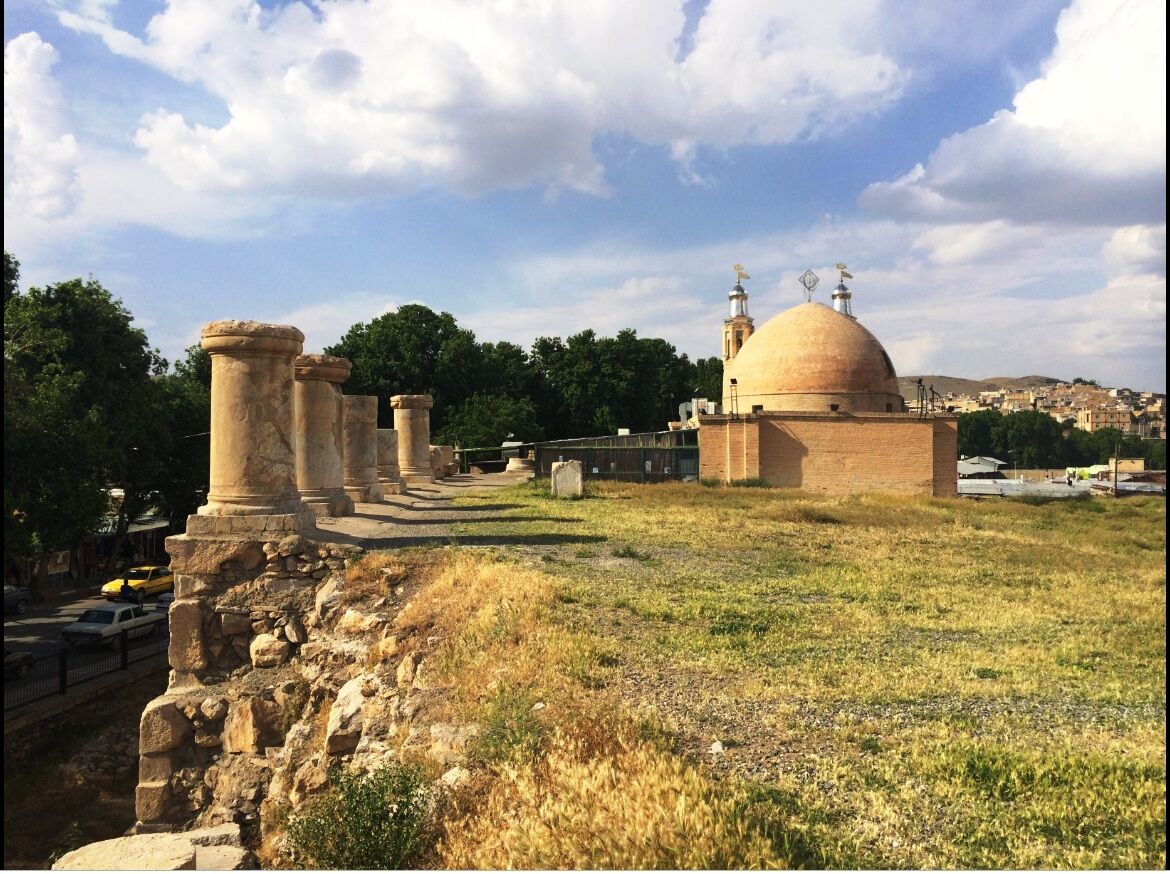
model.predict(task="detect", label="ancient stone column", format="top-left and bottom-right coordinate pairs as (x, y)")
top-left (377, 428), bottom-right (404, 495)
top-left (391, 395), bottom-right (435, 484)
top-left (191, 321), bottom-right (314, 534)
top-left (343, 396), bottom-right (384, 503)
top-left (294, 354), bottom-right (355, 517)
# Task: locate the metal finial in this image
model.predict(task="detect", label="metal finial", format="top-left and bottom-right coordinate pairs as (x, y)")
top-left (798, 269), bottom-right (819, 302)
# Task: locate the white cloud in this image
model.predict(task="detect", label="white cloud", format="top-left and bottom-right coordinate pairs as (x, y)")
top-left (464, 213), bottom-right (1164, 390)
top-left (44, 0), bottom-right (908, 201)
top-left (861, 0), bottom-right (1166, 226)
top-left (4, 32), bottom-right (82, 220)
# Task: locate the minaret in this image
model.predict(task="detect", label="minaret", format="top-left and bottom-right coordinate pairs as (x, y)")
top-left (832, 262), bottom-right (854, 318)
top-left (723, 264), bottom-right (755, 362)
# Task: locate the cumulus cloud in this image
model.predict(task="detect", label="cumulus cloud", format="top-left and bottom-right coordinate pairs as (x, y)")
top-left (47, 0), bottom-right (908, 199)
top-left (4, 32), bottom-right (82, 220)
top-left (861, 0), bottom-right (1166, 226)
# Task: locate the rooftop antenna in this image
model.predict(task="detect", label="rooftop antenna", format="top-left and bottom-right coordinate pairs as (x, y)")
top-left (798, 269), bottom-right (819, 302)
top-left (832, 262), bottom-right (854, 317)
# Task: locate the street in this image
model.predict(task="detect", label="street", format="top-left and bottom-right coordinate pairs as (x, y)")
top-left (3, 590), bottom-right (170, 710)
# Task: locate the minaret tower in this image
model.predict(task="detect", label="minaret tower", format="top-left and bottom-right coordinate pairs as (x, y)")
top-left (832, 262), bottom-right (854, 318)
top-left (723, 263), bottom-right (755, 362)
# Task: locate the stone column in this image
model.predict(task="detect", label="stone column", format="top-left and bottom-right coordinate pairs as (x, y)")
top-left (191, 321), bottom-right (315, 535)
top-left (343, 396), bottom-right (384, 503)
top-left (294, 354), bottom-right (354, 517)
top-left (391, 395), bottom-right (435, 484)
top-left (377, 429), bottom-right (404, 495)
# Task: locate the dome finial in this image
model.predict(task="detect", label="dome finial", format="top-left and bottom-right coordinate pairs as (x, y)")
top-left (798, 269), bottom-right (819, 302)
top-left (832, 262), bottom-right (854, 318)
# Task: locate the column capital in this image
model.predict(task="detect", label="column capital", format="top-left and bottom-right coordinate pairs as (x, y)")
top-left (201, 321), bottom-right (304, 357)
top-left (390, 394), bottom-right (433, 410)
top-left (294, 354), bottom-right (351, 384)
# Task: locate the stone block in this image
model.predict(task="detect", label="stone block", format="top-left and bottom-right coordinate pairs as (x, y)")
top-left (325, 676), bottom-right (368, 754)
top-left (175, 574), bottom-right (216, 598)
top-left (139, 753), bottom-right (174, 784)
top-left (52, 832), bottom-right (196, 871)
top-left (135, 780), bottom-right (176, 825)
top-left (168, 601), bottom-right (209, 672)
top-left (140, 699), bottom-right (192, 755)
top-left (550, 460), bottom-right (584, 498)
top-left (249, 633), bottom-right (290, 668)
top-left (223, 697), bottom-right (283, 754)
top-left (219, 612), bottom-right (252, 637)
top-left (195, 845), bottom-right (254, 870)
top-left (167, 533), bottom-right (261, 574)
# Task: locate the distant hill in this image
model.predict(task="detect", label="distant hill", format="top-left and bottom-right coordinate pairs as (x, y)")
top-left (897, 374), bottom-right (1065, 402)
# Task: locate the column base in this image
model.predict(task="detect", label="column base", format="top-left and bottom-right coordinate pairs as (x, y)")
top-left (185, 509), bottom-right (317, 537)
top-left (301, 491), bottom-right (356, 517)
top-left (378, 478), bottom-right (405, 495)
top-left (402, 472), bottom-right (435, 484)
top-left (344, 482), bottom-right (385, 503)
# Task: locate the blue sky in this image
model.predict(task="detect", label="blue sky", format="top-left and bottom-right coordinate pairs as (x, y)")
top-left (5, 0), bottom-right (1165, 391)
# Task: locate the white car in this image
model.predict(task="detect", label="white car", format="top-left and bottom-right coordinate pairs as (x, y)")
top-left (61, 603), bottom-right (166, 646)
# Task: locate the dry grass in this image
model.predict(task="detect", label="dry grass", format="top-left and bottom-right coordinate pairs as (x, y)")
top-left (433, 480), bottom-right (1166, 869)
top-left (439, 731), bottom-right (783, 869)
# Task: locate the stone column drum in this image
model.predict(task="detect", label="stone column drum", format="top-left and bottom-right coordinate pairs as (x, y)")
top-left (191, 321), bottom-right (315, 534)
top-left (343, 396), bottom-right (384, 503)
top-left (377, 429), bottom-right (405, 495)
top-left (391, 394), bottom-right (435, 484)
top-left (294, 354), bottom-right (355, 517)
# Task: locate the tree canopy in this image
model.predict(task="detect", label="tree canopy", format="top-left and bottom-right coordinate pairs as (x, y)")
top-left (4, 260), bottom-right (210, 595)
top-left (328, 305), bottom-right (721, 442)
top-left (958, 409), bottom-right (1162, 469)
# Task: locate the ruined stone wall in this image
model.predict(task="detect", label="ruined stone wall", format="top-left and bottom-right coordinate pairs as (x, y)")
top-left (137, 532), bottom-right (358, 828)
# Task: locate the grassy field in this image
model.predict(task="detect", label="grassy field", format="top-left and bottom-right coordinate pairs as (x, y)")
top-left (428, 481), bottom-right (1165, 869)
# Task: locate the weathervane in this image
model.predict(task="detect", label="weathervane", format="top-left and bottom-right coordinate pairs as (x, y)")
top-left (733, 263), bottom-right (750, 284)
top-left (836, 262), bottom-right (853, 282)
top-left (798, 269), bottom-right (819, 302)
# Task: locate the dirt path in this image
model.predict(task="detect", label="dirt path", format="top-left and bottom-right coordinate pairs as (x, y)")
top-left (313, 471), bottom-right (534, 549)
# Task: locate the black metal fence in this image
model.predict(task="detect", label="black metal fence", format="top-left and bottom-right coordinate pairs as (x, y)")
top-left (4, 626), bottom-right (169, 712)
top-left (533, 437), bottom-right (700, 483)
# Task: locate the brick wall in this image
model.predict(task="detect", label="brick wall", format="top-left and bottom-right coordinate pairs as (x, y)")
top-left (700, 412), bottom-right (958, 496)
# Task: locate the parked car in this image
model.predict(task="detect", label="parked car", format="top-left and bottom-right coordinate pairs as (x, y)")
top-left (155, 592), bottom-right (175, 613)
top-left (4, 584), bottom-right (31, 615)
top-left (100, 565), bottom-right (174, 601)
top-left (61, 603), bottom-right (166, 647)
top-left (4, 649), bottom-right (35, 680)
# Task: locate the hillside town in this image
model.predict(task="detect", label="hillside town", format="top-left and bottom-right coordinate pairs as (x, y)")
top-left (932, 381), bottom-right (1166, 440)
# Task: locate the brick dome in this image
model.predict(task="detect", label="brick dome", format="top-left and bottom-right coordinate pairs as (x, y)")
top-left (723, 302), bottom-right (906, 413)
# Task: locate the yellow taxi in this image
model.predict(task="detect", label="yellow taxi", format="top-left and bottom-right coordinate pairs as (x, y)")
top-left (101, 565), bottom-right (175, 600)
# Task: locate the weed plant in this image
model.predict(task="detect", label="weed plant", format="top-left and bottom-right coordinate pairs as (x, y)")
top-left (285, 763), bottom-right (433, 869)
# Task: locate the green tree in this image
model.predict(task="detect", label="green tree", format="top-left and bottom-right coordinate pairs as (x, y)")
top-left (4, 268), bottom-right (172, 594)
top-left (435, 393), bottom-right (544, 448)
top-left (692, 356), bottom-right (723, 403)
top-left (957, 409), bottom-right (1001, 459)
top-left (325, 304), bottom-right (484, 432)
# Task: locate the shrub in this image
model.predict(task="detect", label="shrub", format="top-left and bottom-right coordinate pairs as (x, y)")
top-left (474, 683), bottom-right (546, 764)
top-left (286, 762), bottom-right (433, 869)
top-left (729, 477), bottom-right (771, 488)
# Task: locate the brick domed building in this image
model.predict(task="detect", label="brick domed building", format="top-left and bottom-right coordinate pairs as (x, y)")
top-left (700, 270), bottom-right (957, 496)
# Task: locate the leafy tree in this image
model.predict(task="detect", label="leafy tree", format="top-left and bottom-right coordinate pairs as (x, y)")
top-left (4, 268), bottom-right (173, 593)
top-left (3, 252), bottom-right (19, 305)
top-left (692, 356), bottom-right (723, 403)
top-left (957, 409), bottom-right (1001, 459)
top-left (435, 393), bottom-right (544, 448)
top-left (325, 304), bottom-right (484, 432)
top-left (1072, 377), bottom-right (1100, 386)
